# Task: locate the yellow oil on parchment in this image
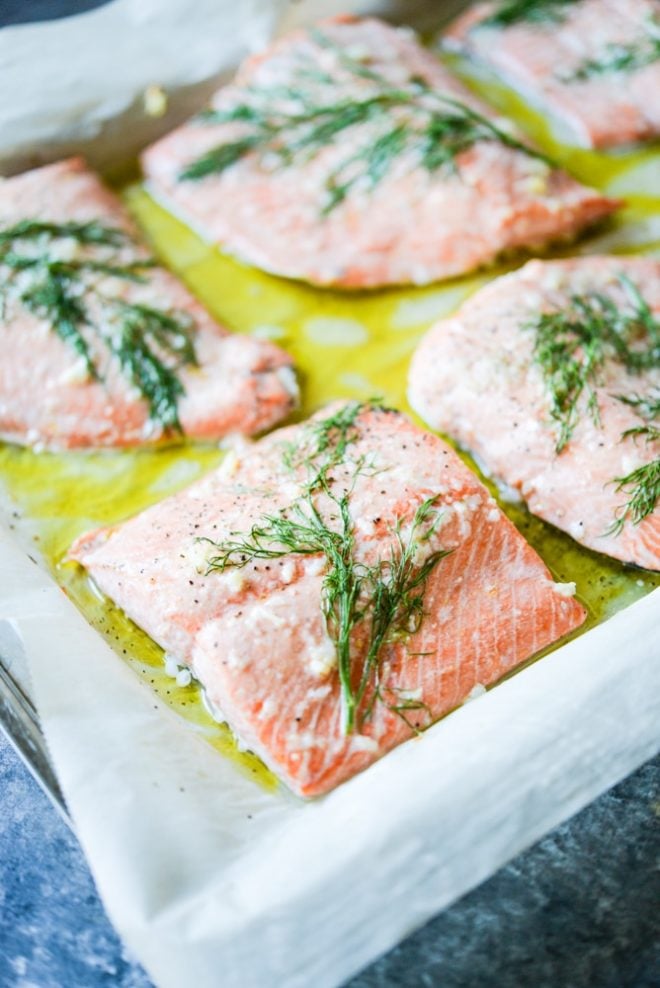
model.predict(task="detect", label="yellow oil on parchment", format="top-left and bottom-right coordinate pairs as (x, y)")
top-left (1, 48), bottom-right (659, 786)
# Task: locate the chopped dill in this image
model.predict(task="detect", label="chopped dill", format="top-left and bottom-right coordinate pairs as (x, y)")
top-left (309, 26), bottom-right (384, 83)
top-left (179, 29), bottom-right (550, 212)
top-left (200, 401), bottom-right (450, 732)
top-left (281, 398), bottom-right (367, 472)
top-left (526, 274), bottom-right (660, 453)
top-left (609, 459), bottom-right (660, 534)
top-left (0, 219), bottom-right (197, 431)
top-left (475, 0), bottom-right (575, 29)
top-left (0, 219), bottom-right (127, 248)
top-left (566, 14), bottom-right (660, 81)
top-left (608, 390), bottom-right (660, 534)
top-left (616, 391), bottom-right (660, 441)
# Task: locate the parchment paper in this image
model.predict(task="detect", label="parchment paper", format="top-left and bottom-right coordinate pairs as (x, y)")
top-left (1, 3), bottom-right (659, 986)
top-left (0, 0), bottom-right (287, 175)
top-left (0, 0), bottom-right (452, 175)
top-left (1, 523), bottom-right (658, 988)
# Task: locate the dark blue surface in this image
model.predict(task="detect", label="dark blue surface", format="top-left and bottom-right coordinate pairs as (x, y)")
top-left (1, 728), bottom-right (658, 988)
top-left (0, 0), bottom-right (114, 27)
top-left (0, 732), bottom-right (149, 988)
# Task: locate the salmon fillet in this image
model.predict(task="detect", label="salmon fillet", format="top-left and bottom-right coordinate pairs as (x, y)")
top-left (408, 256), bottom-right (660, 570)
top-left (445, 0), bottom-right (660, 149)
top-left (70, 402), bottom-right (586, 797)
top-left (0, 157), bottom-right (297, 450)
top-left (141, 16), bottom-right (618, 289)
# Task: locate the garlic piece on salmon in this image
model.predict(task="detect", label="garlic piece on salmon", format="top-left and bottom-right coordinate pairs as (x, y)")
top-left (553, 581), bottom-right (577, 598)
top-left (308, 634), bottom-right (337, 679)
top-left (70, 403), bottom-right (587, 797)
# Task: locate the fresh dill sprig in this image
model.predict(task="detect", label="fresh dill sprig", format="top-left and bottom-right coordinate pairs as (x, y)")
top-left (109, 302), bottom-right (196, 432)
top-left (0, 219), bottom-right (197, 431)
top-left (476, 0), bottom-right (575, 29)
top-left (321, 92), bottom-right (550, 214)
top-left (282, 398), bottom-right (367, 471)
top-left (200, 401), bottom-right (450, 732)
top-left (608, 390), bottom-right (660, 534)
top-left (616, 391), bottom-right (660, 441)
top-left (0, 219), bottom-right (127, 248)
top-left (20, 268), bottom-right (97, 378)
top-left (309, 26), bottom-right (385, 82)
top-left (526, 274), bottom-right (660, 452)
top-left (609, 459), bottom-right (660, 534)
top-left (179, 31), bottom-right (550, 212)
top-left (373, 686), bottom-right (432, 734)
top-left (355, 496), bottom-right (448, 728)
top-left (566, 15), bottom-right (660, 81)
top-left (622, 422), bottom-right (660, 443)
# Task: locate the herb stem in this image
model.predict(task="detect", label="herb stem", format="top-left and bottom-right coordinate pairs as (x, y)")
top-left (180, 30), bottom-right (550, 212)
top-left (609, 390), bottom-right (660, 534)
top-left (527, 275), bottom-right (660, 452)
top-left (0, 220), bottom-right (197, 432)
top-left (566, 15), bottom-right (660, 81)
top-left (475, 0), bottom-right (575, 29)
top-left (201, 402), bottom-right (450, 732)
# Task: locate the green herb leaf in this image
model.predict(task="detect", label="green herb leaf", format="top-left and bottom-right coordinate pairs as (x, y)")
top-left (0, 219), bottom-right (197, 432)
top-left (200, 401), bottom-right (450, 732)
top-left (526, 275), bottom-right (660, 452)
top-left (21, 268), bottom-right (97, 379)
top-left (179, 135), bottom-right (263, 181)
top-left (179, 30), bottom-right (550, 212)
top-left (0, 219), bottom-right (128, 248)
top-left (608, 389), bottom-right (660, 533)
top-left (476, 0), bottom-right (575, 29)
top-left (609, 458), bottom-right (660, 534)
top-left (616, 391), bottom-right (660, 434)
top-left (109, 302), bottom-right (197, 431)
top-left (566, 14), bottom-right (660, 81)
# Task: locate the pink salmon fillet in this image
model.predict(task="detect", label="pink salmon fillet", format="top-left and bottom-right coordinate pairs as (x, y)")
top-left (70, 403), bottom-right (586, 797)
top-left (141, 16), bottom-right (618, 289)
top-left (0, 157), bottom-right (297, 449)
top-left (408, 256), bottom-right (660, 570)
top-left (444, 0), bottom-right (660, 149)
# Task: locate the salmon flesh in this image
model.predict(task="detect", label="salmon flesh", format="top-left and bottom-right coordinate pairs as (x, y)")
top-left (70, 403), bottom-right (586, 796)
top-left (0, 157), bottom-right (297, 449)
top-left (408, 257), bottom-right (660, 570)
top-left (444, 0), bottom-right (660, 149)
top-left (141, 16), bottom-right (618, 288)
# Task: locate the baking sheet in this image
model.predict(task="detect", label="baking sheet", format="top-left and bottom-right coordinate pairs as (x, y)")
top-left (0, 617), bottom-right (66, 817)
top-left (1, 2), bottom-right (660, 986)
top-left (1, 526), bottom-right (658, 988)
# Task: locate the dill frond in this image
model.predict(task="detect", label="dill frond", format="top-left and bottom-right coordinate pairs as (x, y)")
top-left (179, 29), bottom-right (550, 212)
top-left (608, 389), bottom-right (660, 534)
top-left (526, 275), bottom-right (660, 452)
top-left (201, 402), bottom-right (450, 732)
top-left (616, 391), bottom-right (660, 441)
top-left (609, 459), bottom-right (660, 534)
top-left (476, 0), bottom-right (575, 29)
top-left (0, 219), bottom-right (127, 247)
top-left (0, 219), bottom-right (196, 431)
top-left (21, 268), bottom-right (96, 378)
top-left (566, 14), bottom-right (660, 81)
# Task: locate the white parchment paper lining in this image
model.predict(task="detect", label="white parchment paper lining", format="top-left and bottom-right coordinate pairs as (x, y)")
top-left (0, 2), bottom-right (659, 985)
top-left (1, 523), bottom-right (658, 988)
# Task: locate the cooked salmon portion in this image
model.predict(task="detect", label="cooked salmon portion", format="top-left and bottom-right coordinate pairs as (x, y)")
top-left (408, 257), bottom-right (660, 570)
top-left (141, 16), bottom-right (618, 289)
top-left (445, 0), bottom-right (660, 149)
top-left (70, 402), bottom-right (586, 797)
top-left (0, 157), bottom-right (297, 450)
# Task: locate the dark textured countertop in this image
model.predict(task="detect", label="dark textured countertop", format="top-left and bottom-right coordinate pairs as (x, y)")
top-left (1, 730), bottom-right (658, 988)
